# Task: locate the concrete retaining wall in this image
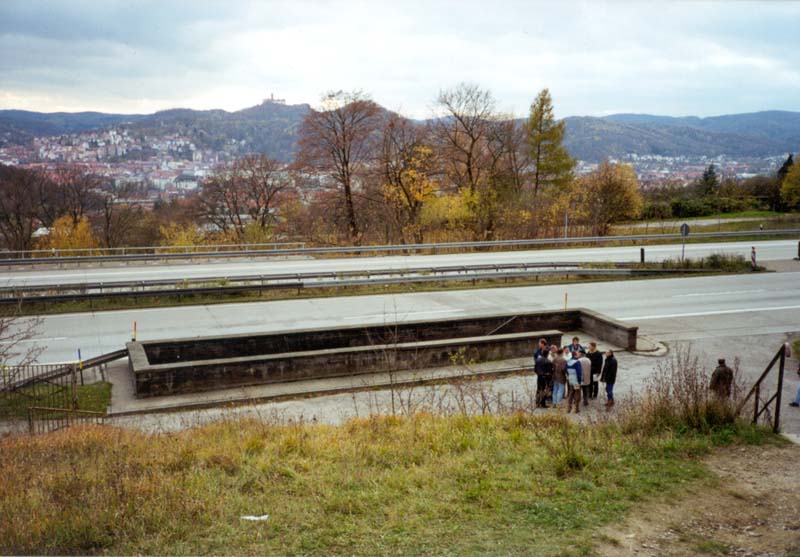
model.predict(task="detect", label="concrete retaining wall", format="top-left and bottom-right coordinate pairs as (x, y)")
top-left (578, 309), bottom-right (638, 351)
top-left (142, 311), bottom-right (579, 364)
top-left (127, 308), bottom-right (636, 398)
top-left (130, 330), bottom-right (562, 397)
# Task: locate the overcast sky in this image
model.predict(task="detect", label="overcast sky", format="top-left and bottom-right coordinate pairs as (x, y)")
top-left (1, 1), bottom-right (798, 118)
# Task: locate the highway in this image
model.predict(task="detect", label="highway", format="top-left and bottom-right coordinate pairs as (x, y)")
top-left (2, 239), bottom-right (797, 288)
top-left (8, 268), bottom-right (799, 364)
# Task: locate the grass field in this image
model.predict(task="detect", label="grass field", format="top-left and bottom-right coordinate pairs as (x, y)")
top-left (0, 412), bottom-right (777, 556)
top-left (0, 342), bottom-right (783, 556)
top-left (0, 381), bottom-right (111, 419)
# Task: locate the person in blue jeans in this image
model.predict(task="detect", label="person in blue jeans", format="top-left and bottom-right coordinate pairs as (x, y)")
top-left (551, 346), bottom-right (568, 407)
top-left (566, 352), bottom-right (583, 413)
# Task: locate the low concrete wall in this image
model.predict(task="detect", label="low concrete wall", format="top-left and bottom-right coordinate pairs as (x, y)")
top-left (578, 309), bottom-right (638, 351)
top-left (130, 330), bottom-right (562, 397)
top-left (127, 308), bottom-right (637, 398)
top-left (142, 311), bottom-right (579, 365)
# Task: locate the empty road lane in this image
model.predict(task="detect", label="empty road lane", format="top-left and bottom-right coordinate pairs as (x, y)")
top-left (9, 269), bottom-right (800, 363)
top-left (2, 239), bottom-right (798, 288)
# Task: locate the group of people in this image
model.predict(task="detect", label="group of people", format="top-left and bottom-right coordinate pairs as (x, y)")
top-left (532, 336), bottom-right (618, 413)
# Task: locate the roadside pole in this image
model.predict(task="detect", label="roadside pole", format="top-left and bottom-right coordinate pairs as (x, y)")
top-left (680, 223), bottom-right (690, 262)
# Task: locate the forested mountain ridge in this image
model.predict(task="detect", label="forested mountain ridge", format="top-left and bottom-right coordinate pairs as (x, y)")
top-left (2, 103), bottom-right (797, 162)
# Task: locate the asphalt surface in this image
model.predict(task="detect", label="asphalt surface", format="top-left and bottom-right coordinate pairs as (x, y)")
top-left (2, 239), bottom-right (798, 288)
top-left (8, 266), bottom-right (799, 364)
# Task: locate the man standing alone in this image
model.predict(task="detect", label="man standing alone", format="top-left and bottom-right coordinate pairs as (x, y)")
top-left (710, 358), bottom-right (734, 399)
top-left (600, 350), bottom-right (618, 408)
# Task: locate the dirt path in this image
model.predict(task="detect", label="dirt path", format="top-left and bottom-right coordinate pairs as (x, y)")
top-left (594, 441), bottom-right (800, 557)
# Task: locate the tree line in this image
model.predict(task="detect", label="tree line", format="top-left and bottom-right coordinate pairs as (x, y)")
top-left (1, 84), bottom-right (798, 252)
top-left (642, 155), bottom-right (799, 220)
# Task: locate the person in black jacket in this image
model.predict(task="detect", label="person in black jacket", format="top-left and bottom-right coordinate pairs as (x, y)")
top-left (600, 350), bottom-right (618, 408)
top-left (587, 342), bottom-right (603, 399)
top-left (534, 350), bottom-right (554, 408)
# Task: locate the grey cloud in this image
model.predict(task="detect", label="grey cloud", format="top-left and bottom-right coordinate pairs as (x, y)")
top-left (1, 0), bottom-right (799, 116)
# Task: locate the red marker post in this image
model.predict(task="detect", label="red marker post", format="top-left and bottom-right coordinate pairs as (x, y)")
top-left (751, 247), bottom-right (757, 269)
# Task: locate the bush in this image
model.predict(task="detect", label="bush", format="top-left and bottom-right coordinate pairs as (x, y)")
top-left (657, 253), bottom-right (752, 272)
top-left (619, 345), bottom-right (745, 435)
top-left (670, 198), bottom-right (716, 217)
top-left (641, 201), bottom-right (672, 220)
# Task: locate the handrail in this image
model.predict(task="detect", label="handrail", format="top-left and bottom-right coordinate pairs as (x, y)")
top-left (1, 349), bottom-right (128, 392)
top-left (27, 406), bottom-right (107, 435)
top-left (737, 343), bottom-right (788, 433)
top-left (2, 229), bottom-right (798, 266)
top-left (27, 406), bottom-right (106, 416)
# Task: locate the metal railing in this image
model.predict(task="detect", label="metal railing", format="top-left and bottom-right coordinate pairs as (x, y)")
top-left (738, 343), bottom-right (788, 433)
top-left (0, 241), bottom-right (306, 260)
top-left (2, 229), bottom-right (798, 266)
top-left (1, 351), bottom-right (124, 434)
top-left (1, 363), bottom-right (78, 407)
top-left (0, 264), bottom-right (722, 306)
top-left (0, 262), bottom-right (585, 295)
top-left (27, 406), bottom-right (106, 435)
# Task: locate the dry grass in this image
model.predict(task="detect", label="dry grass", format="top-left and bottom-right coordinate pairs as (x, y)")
top-left (0, 348), bottom-right (778, 556)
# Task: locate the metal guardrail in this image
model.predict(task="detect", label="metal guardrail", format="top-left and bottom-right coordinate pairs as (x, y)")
top-left (0, 266), bottom-right (721, 306)
top-left (0, 262), bottom-right (587, 295)
top-left (0, 241), bottom-right (306, 260)
top-left (2, 229), bottom-right (798, 266)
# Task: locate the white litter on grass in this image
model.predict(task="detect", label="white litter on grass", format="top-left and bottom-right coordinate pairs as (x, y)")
top-left (241, 514), bottom-right (269, 521)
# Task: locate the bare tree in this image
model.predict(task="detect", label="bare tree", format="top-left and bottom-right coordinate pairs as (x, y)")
top-left (0, 310), bottom-right (43, 367)
top-left (488, 118), bottom-right (530, 196)
top-left (295, 90), bottom-right (381, 243)
top-left (98, 182), bottom-right (144, 248)
top-left (197, 155), bottom-right (290, 240)
top-left (38, 166), bottom-right (103, 227)
top-left (0, 165), bottom-right (43, 252)
top-left (431, 83), bottom-right (497, 196)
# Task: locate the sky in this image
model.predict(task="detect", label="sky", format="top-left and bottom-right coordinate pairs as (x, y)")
top-left (1, 0), bottom-right (799, 119)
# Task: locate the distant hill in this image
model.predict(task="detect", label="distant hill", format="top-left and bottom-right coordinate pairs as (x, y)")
top-left (0, 102), bottom-right (312, 162)
top-left (562, 113), bottom-right (798, 160)
top-left (1, 103), bottom-right (798, 162)
top-left (584, 110), bottom-right (800, 159)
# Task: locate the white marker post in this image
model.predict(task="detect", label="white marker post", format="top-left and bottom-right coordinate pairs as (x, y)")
top-left (751, 246), bottom-right (757, 269)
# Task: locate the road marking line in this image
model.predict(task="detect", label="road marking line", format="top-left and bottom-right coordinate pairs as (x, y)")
top-left (0, 336), bottom-right (68, 344)
top-left (619, 304), bottom-right (800, 321)
top-left (671, 289), bottom-right (765, 298)
top-left (342, 309), bottom-right (463, 321)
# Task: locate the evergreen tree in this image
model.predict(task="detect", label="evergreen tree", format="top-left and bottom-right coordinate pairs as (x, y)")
top-left (777, 153), bottom-right (794, 185)
top-left (699, 164), bottom-right (719, 196)
top-left (525, 89), bottom-right (575, 198)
